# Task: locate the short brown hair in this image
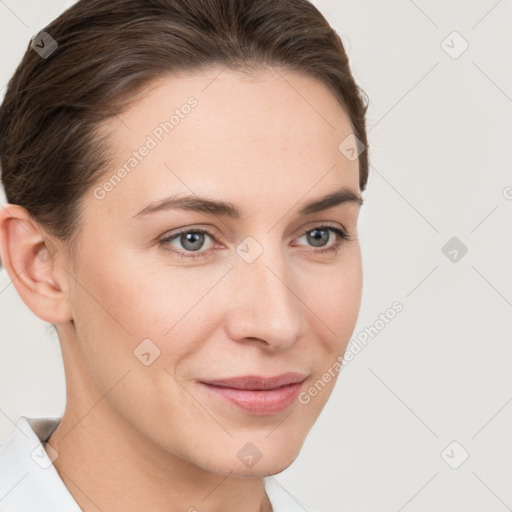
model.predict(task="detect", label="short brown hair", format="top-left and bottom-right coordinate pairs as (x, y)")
top-left (0, 0), bottom-right (369, 266)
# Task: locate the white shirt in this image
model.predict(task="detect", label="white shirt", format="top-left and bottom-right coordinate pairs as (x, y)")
top-left (0, 416), bottom-right (309, 512)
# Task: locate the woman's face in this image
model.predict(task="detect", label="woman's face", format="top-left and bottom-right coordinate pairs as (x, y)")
top-left (58, 67), bottom-right (363, 477)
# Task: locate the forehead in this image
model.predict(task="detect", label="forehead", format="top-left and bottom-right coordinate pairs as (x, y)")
top-left (92, 67), bottom-right (360, 219)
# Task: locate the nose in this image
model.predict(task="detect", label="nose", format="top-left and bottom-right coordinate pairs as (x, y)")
top-left (223, 245), bottom-right (306, 351)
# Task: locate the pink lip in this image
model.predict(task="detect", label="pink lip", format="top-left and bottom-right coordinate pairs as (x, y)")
top-left (199, 372), bottom-right (307, 415)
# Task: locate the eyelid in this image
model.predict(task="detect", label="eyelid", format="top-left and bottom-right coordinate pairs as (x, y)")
top-left (298, 220), bottom-right (347, 236)
top-left (159, 225), bottom-right (219, 244)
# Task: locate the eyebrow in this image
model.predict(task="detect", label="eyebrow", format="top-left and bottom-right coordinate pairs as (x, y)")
top-left (133, 186), bottom-right (363, 219)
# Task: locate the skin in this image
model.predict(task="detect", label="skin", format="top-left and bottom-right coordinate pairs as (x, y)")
top-left (0, 67), bottom-right (363, 512)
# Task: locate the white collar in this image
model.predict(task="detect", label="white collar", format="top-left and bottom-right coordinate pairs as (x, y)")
top-left (0, 416), bottom-right (308, 511)
top-left (0, 416), bottom-right (81, 511)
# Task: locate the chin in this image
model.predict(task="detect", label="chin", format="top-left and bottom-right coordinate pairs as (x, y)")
top-left (202, 436), bottom-right (304, 479)
top-left (213, 455), bottom-right (299, 479)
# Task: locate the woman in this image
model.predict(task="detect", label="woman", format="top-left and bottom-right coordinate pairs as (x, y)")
top-left (0, 0), bottom-right (369, 510)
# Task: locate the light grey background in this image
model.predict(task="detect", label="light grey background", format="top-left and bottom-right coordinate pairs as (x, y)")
top-left (1, 1), bottom-right (511, 511)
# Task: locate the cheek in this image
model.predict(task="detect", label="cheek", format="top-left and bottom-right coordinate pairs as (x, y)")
top-left (294, 259), bottom-right (362, 415)
top-left (69, 254), bottom-right (221, 375)
top-left (300, 253), bottom-right (363, 347)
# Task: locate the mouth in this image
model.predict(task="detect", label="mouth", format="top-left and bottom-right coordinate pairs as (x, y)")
top-left (199, 372), bottom-right (308, 415)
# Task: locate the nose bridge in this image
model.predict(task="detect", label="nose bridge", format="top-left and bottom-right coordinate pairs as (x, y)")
top-left (227, 237), bottom-right (304, 347)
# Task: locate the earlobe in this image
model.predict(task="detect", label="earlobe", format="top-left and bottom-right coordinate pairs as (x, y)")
top-left (0, 203), bottom-right (73, 324)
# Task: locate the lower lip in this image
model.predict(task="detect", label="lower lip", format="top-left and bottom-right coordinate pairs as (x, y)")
top-left (199, 381), bottom-right (305, 415)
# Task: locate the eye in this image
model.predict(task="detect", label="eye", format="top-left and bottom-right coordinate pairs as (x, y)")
top-left (160, 228), bottom-right (217, 260)
top-left (159, 224), bottom-right (353, 260)
top-left (294, 224), bottom-right (352, 255)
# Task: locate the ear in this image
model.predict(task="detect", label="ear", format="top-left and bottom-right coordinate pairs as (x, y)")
top-left (0, 203), bottom-right (73, 324)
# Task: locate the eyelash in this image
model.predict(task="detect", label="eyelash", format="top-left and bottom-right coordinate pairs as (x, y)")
top-left (159, 224), bottom-right (353, 260)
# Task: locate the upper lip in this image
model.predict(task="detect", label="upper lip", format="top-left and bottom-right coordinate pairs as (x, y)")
top-left (201, 372), bottom-right (307, 390)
